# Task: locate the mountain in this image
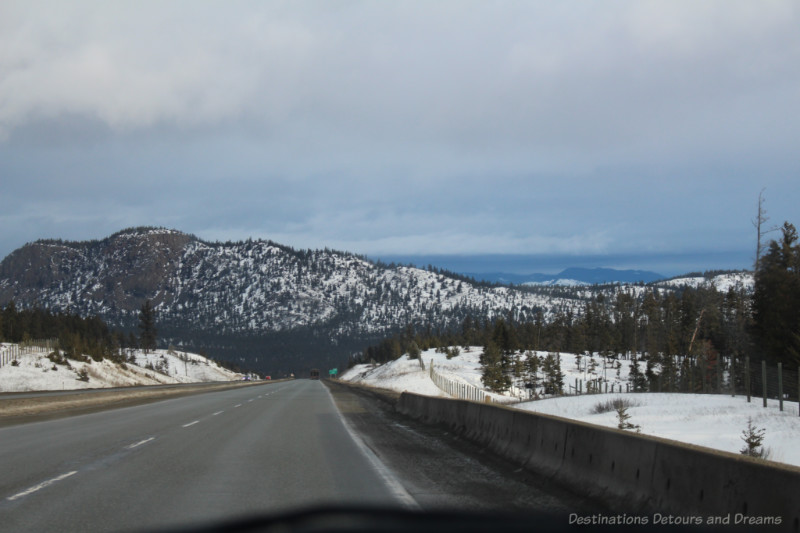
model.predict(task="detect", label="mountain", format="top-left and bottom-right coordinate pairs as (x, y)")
top-left (0, 228), bottom-right (585, 374)
top-left (464, 267), bottom-right (665, 286)
top-left (0, 228), bottom-right (754, 374)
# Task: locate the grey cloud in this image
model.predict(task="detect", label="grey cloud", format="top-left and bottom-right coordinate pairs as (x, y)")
top-left (0, 1), bottom-right (798, 267)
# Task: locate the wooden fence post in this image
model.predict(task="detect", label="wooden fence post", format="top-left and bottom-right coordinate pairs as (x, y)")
top-left (746, 356), bottom-right (751, 403)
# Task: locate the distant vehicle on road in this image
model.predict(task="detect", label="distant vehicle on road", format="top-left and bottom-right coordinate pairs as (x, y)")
top-left (310, 369), bottom-right (320, 380)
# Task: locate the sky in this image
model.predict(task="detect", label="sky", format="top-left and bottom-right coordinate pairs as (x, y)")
top-left (1, 1), bottom-right (798, 277)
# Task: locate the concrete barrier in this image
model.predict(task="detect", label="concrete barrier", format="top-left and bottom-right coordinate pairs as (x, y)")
top-left (398, 392), bottom-right (800, 530)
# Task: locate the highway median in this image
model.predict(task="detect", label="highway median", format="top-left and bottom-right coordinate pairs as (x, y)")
top-left (0, 379), bottom-right (290, 426)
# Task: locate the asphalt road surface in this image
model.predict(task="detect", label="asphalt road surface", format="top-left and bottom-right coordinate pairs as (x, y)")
top-left (0, 380), bottom-right (410, 532)
top-left (0, 380), bottom-right (600, 532)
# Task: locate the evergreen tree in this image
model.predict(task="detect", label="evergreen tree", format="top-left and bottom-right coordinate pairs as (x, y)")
top-left (524, 350), bottom-right (540, 396)
top-left (628, 354), bottom-right (648, 392)
top-left (740, 417), bottom-right (767, 458)
top-left (616, 405), bottom-right (640, 432)
top-left (752, 222), bottom-right (800, 366)
top-left (541, 352), bottom-right (564, 395)
top-left (480, 340), bottom-right (511, 393)
top-left (138, 300), bottom-right (157, 354)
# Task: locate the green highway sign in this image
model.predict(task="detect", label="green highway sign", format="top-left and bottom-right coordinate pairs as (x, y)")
top-left (329, 368), bottom-right (338, 375)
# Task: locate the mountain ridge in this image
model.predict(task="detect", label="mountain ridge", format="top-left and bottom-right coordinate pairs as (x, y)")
top-left (463, 267), bottom-right (665, 286)
top-left (0, 227), bottom-right (581, 371)
top-left (0, 227), bottom-right (753, 373)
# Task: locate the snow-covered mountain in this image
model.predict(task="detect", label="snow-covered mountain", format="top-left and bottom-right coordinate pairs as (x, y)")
top-left (655, 271), bottom-right (755, 293)
top-left (0, 227), bottom-right (754, 372)
top-left (0, 228), bottom-right (585, 368)
top-left (470, 267), bottom-right (665, 286)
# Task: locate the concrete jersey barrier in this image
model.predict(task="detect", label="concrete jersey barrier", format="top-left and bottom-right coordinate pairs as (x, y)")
top-left (397, 392), bottom-right (800, 531)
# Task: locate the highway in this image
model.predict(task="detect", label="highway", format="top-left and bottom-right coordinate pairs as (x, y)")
top-left (0, 379), bottom-right (601, 532)
top-left (0, 380), bottom-right (411, 532)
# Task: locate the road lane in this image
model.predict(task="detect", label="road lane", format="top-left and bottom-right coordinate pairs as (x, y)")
top-left (0, 380), bottom-right (410, 532)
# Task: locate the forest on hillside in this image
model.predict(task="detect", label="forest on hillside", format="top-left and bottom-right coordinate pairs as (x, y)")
top-left (3, 222), bottom-right (797, 383)
top-left (357, 222), bottom-right (800, 394)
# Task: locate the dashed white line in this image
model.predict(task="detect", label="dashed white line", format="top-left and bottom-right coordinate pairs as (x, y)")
top-left (7, 471), bottom-right (78, 501)
top-left (212, 410), bottom-right (224, 416)
top-left (234, 404), bottom-right (242, 408)
top-left (126, 437), bottom-right (155, 449)
top-left (182, 420), bottom-right (199, 428)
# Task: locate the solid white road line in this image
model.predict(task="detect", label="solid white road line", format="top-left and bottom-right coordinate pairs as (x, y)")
top-left (322, 385), bottom-right (419, 510)
top-left (7, 471), bottom-right (78, 501)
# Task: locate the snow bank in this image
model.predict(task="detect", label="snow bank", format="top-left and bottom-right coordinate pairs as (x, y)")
top-left (0, 344), bottom-right (242, 392)
top-left (516, 393), bottom-right (800, 467)
top-left (340, 356), bottom-right (445, 397)
top-left (341, 346), bottom-right (800, 467)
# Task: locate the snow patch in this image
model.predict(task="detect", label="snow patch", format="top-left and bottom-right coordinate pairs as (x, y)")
top-left (341, 346), bottom-right (800, 467)
top-left (0, 344), bottom-right (242, 392)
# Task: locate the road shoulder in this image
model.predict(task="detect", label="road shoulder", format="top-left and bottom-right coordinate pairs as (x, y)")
top-left (324, 379), bottom-right (605, 513)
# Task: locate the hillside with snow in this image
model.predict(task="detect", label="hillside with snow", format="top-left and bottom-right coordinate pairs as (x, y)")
top-left (340, 347), bottom-right (800, 467)
top-left (0, 227), bottom-right (755, 374)
top-left (0, 228), bottom-right (583, 337)
top-left (656, 271), bottom-right (754, 292)
top-left (0, 343), bottom-right (243, 392)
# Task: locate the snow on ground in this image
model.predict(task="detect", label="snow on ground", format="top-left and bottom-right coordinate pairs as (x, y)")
top-left (516, 393), bottom-right (800, 466)
top-left (340, 356), bottom-right (446, 398)
top-left (340, 347), bottom-right (517, 401)
top-left (0, 343), bottom-right (242, 392)
top-left (341, 346), bottom-right (800, 467)
top-left (523, 279), bottom-right (585, 287)
top-left (341, 348), bottom-right (638, 402)
top-left (656, 272), bottom-right (754, 292)
top-left (131, 349), bottom-right (243, 383)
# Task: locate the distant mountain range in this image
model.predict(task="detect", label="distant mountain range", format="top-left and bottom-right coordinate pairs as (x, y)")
top-left (0, 227), bottom-right (750, 374)
top-left (464, 267), bottom-right (665, 286)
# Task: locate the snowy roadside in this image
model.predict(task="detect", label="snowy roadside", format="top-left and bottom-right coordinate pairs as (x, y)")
top-left (340, 347), bottom-right (800, 467)
top-left (516, 393), bottom-right (800, 467)
top-left (0, 344), bottom-right (243, 393)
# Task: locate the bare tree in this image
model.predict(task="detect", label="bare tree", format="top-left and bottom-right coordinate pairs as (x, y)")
top-left (752, 188), bottom-right (777, 272)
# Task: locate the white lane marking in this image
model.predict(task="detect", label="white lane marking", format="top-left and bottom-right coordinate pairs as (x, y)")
top-left (234, 404), bottom-right (242, 408)
top-left (7, 471), bottom-right (78, 501)
top-left (212, 411), bottom-right (224, 416)
top-left (182, 420), bottom-right (199, 428)
top-left (322, 385), bottom-right (419, 509)
top-left (126, 437), bottom-right (155, 449)
top-left (248, 399), bottom-right (253, 403)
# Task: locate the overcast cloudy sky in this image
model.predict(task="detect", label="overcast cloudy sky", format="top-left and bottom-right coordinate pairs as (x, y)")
top-left (1, 1), bottom-right (798, 275)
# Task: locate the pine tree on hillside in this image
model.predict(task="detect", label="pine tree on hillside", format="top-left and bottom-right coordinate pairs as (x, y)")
top-left (480, 341), bottom-right (511, 393)
top-left (541, 352), bottom-right (564, 395)
top-left (752, 222), bottom-right (800, 366)
top-left (524, 351), bottom-right (540, 395)
top-left (138, 300), bottom-right (157, 354)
